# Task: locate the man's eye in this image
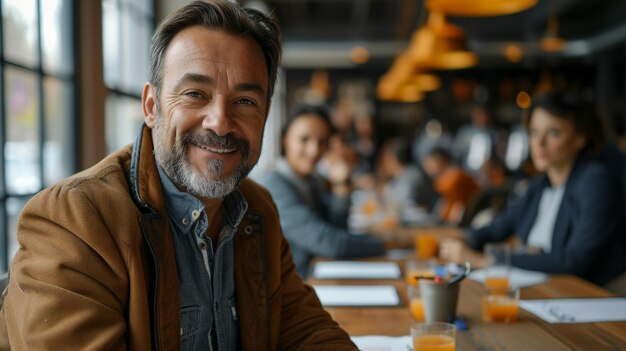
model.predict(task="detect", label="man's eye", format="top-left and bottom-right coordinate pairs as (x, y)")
top-left (184, 91), bottom-right (202, 98)
top-left (237, 98), bottom-right (255, 105)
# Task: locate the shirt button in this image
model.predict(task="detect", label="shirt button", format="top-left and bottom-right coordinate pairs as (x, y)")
top-left (191, 210), bottom-right (200, 219)
top-left (198, 241), bottom-right (207, 250)
top-left (182, 218), bottom-right (190, 225)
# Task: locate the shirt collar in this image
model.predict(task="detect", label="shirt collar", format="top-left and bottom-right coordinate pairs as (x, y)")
top-left (158, 166), bottom-right (204, 235)
top-left (157, 166), bottom-right (249, 235)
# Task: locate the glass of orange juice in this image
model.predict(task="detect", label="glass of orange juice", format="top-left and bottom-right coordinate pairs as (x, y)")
top-left (408, 284), bottom-right (424, 321)
top-left (411, 322), bottom-right (456, 351)
top-left (481, 288), bottom-right (520, 323)
top-left (405, 258), bottom-right (437, 285)
top-left (483, 242), bottom-right (511, 293)
top-left (415, 232), bottom-right (439, 259)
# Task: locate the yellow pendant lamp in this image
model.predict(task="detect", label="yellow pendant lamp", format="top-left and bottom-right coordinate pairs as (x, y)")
top-left (394, 84), bottom-right (425, 102)
top-left (408, 11), bottom-right (477, 70)
top-left (377, 53), bottom-right (441, 101)
top-left (540, 0), bottom-right (566, 52)
top-left (411, 72), bottom-right (442, 92)
top-left (377, 78), bottom-right (425, 102)
top-left (377, 64), bottom-right (426, 103)
top-left (425, 0), bottom-right (538, 17)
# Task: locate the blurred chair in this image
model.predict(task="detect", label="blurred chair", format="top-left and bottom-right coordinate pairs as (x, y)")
top-left (460, 185), bottom-right (512, 229)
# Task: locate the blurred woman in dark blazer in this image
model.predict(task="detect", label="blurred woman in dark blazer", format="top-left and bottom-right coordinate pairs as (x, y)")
top-left (440, 91), bottom-right (626, 286)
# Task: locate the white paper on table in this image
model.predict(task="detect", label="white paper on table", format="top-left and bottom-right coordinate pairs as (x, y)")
top-left (351, 335), bottom-right (412, 351)
top-left (313, 285), bottom-right (400, 307)
top-left (520, 298), bottom-right (626, 323)
top-left (469, 267), bottom-right (548, 288)
top-left (311, 261), bottom-right (401, 280)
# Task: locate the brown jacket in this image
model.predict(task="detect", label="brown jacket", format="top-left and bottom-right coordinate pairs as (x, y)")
top-left (0, 125), bottom-right (356, 350)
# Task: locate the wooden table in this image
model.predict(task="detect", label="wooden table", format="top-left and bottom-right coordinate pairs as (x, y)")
top-left (308, 259), bottom-right (626, 350)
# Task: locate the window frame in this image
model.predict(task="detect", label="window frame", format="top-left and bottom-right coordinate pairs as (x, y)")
top-left (0, 0), bottom-right (77, 272)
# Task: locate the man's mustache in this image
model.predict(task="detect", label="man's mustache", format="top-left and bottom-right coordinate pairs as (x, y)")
top-left (183, 130), bottom-right (250, 159)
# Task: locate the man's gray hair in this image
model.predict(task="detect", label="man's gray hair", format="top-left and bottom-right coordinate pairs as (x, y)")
top-left (149, 0), bottom-right (282, 101)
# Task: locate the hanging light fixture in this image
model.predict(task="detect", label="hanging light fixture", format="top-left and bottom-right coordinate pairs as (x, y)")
top-left (408, 11), bottom-right (477, 70)
top-left (376, 52), bottom-right (442, 101)
top-left (395, 84), bottom-right (425, 102)
top-left (376, 53), bottom-right (414, 100)
top-left (425, 0), bottom-right (537, 17)
top-left (503, 43), bottom-right (524, 63)
top-left (411, 72), bottom-right (442, 92)
top-left (376, 77), bottom-right (425, 102)
top-left (387, 53), bottom-right (417, 80)
top-left (305, 69), bottom-right (331, 103)
top-left (540, 0), bottom-right (566, 52)
top-left (376, 74), bottom-right (401, 101)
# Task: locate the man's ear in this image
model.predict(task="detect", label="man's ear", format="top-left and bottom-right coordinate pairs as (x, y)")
top-left (142, 82), bottom-right (157, 128)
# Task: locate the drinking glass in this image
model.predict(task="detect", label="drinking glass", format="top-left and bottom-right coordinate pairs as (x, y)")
top-left (411, 322), bottom-right (456, 351)
top-left (415, 232), bottom-right (439, 259)
top-left (483, 242), bottom-right (511, 293)
top-left (408, 284), bottom-right (424, 321)
top-left (481, 287), bottom-right (520, 323)
top-left (405, 258), bottom-right (437, 285)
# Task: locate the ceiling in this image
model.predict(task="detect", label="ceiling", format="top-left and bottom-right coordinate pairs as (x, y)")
top-left (162, 0), bottom-right (626, 69)
top-left (253, 0), bottom-right (626, 68)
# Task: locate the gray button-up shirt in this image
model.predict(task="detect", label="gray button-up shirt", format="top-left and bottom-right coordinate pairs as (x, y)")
top-left (158, 166), bottom-right (247, 351)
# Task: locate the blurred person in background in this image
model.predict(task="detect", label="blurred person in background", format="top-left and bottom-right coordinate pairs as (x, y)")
top-left (352, 114), bottom-right (378, 174)
top-left (260, 104), bottom-right (385, 278)
top-left (317, 133), bottom-right (375, 190)
top-left (412, 118), bottom-right (454, 165)
top-left (421, 147), bottom-right (481, 224)
top-left (439, 91), bottom-right (626, 288)
top-left (377, 137), bottom-right (436, 210)
top-left (459, 156), bottom-right (513, 229)
top-left (453, 105), bottom-right (499, 174)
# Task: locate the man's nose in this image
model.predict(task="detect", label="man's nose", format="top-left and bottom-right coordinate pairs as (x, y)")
top-left (201, 98), bottom-right (234, 136)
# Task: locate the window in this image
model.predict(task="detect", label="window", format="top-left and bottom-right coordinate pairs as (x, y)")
top-left (0, 0), bottom-right (75, 271)
top-left (103, 0), bottom-right (154, 152)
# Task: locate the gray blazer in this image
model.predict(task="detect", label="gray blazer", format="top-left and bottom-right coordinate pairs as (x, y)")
top-left (260, 160), bottom-right (385, 278)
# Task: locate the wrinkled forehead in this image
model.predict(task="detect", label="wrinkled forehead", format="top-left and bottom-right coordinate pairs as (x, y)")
top-left (162, 26), bottom-right (268, 91)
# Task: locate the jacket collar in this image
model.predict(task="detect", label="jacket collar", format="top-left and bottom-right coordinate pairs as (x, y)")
top-left (537, 154), bottom-right (587, 190)
top-left (128, 124), bottom-right (180, 351)
top-left (130, 124), bottom-right (167, 215)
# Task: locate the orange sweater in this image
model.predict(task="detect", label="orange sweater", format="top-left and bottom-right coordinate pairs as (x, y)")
top-left (434, 167), bottom-right (480, 223)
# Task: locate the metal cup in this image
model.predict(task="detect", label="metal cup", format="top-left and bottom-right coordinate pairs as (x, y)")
top-left (419, 279), bottom-right (460, 323)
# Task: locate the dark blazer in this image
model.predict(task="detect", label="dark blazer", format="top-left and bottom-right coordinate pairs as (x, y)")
top-left (467, 157), bottom-right (626, 286)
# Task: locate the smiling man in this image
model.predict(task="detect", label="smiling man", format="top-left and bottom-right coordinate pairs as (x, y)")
top-left (0, 1), bottom-right (357, 350)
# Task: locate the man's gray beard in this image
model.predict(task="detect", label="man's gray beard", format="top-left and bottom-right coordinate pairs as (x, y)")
top-left (153, 113), bottom-right (254, 199)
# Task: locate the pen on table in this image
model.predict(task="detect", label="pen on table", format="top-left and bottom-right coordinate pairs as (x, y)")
top-left (543, 302), bottom-right (575, 322)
